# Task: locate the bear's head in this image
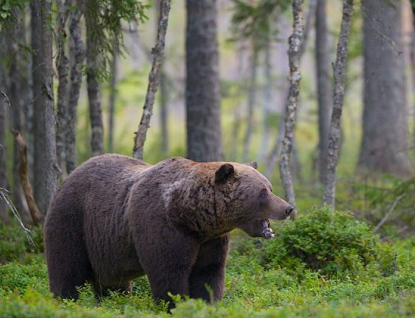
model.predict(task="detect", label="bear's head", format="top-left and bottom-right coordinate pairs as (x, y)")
top-left (214, 162), bottom-right (295, 239)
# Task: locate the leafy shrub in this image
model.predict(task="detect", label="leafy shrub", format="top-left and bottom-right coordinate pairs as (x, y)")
top-left (262, 206), bottom-right (395, 278)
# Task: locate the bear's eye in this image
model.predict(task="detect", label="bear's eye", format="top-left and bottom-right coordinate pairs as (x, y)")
top-left (259, 189), bottom-right (268, 199)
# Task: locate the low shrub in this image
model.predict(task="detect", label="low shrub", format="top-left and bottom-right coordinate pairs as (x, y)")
top-left (262, 206), bottom-right (395, 278)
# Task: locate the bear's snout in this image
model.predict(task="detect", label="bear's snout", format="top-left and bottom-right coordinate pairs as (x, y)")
top-left (285, 206), bottom-right (294, 217)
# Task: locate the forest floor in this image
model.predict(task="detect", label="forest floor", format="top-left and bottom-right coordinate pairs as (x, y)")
top-left (1, 207), bottom-right (415, 318)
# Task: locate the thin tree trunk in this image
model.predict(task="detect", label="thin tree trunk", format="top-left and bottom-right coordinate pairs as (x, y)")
top-left (242, 45), bottom-right (258, 163)
top-left (323, 0), bottom-right (354, 207)
top-left (264, 0), bottom-right (316, 178)
top-left (66, 0), bottom-right (84, 174)
top-left (0, 82), bottom-right (9, 222)
top-left (86, 2), bottom-right (104, 157)
top-left (41, 0), bottom-right (58, 215)
top-left (278, 0), bottom-right (304, 207)
top-left (315, 0), bottom-right (332, 184)
top-left (133, 0), bottom-right (171, 160)
top-left (258, 40), bottom-right (272, 164)
top-left (108, 40), bottom-right (118, 153)
top-left (186, 0), bottom-right (223, 162)
top-left (55, 0), bottom-right (71, 178)
top-left (31, 0), bottom-right (44, 213)
top-left (157, 0), bottom-right (169, 156)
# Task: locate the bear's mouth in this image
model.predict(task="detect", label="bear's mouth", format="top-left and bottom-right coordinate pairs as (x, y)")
top-left (260, 219), bottom-right (274, 239)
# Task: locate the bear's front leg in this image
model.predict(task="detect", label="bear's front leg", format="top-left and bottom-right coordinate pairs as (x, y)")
top-left (189, 234), bottom-right (230, 302)
top-left (137, 230), bottom-right (199, 311)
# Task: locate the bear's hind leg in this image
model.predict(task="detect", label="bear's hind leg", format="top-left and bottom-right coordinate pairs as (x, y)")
top-left (189, 234), bottom-right (230, 302)
top-left (45, 212), bottom-right (93, 300)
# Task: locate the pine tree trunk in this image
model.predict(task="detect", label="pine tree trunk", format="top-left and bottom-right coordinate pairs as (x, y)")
top-left (357, 0), bottom-right (410, 177)
top-left (315, 0), bottom-right (332, 184)
top-left (66, 0), bottom-right (84, 174)
top-left (242, 45), bottom-right (258, 163)
top-left (33, 0), bottom-right (58, 215)
top-left (108, 41), bottom-right (118, 153)
top-left (55, 0), bottom-right (70, 178)
top-left (186, 0), bottom-right (223, 162)
top-left (278, 0), bottom-right (304, 207)
top-left (323, 0), bottom-right (354, 207)
top-left (0, 65), bottom-right (9, 222)
top-left (86, 0), bottom-right (104, 157)
top-left (31, 0), bottom-right (44, 212)
top-left (158, 0), bottom-right (169, 156)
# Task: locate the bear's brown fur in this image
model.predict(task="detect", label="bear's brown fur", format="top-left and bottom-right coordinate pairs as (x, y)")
top-left (44, 154), bottom-right (293, 309)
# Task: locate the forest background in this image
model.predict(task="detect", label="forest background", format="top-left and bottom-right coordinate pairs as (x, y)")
top-left (1, 0), bottom-right (415, 317)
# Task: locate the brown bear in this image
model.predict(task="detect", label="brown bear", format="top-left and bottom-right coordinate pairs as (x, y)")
top-left (44, 154), bottom-right (294, 310)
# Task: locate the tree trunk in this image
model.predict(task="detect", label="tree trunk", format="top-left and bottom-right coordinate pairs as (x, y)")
top-left (158, 0), bottom-right (169, 156)
top-left (0, 68), bottom-right (9, 222)
top-left (66, 0), bottom-right (84, 174)
top-left (279, 0), bottom-right (304, 207)
top-left (108, 40), bottom-right (118, 153)
top-left (55, 0), bottom-right (70, 178)
top-left (133, 0), bottom-right (171, 160)
top-left (264, 0), bottom-right (316, 178)
top-left (315, 0), bottom-right (332, 184)
top-left (357, 0), bottom-right (411, 177)
top-left (258, 40), bottom-right (272, 164)
top-left (242, 45), bottom-right (258, 163)
top-left (31, 0), bottom-right (58, 215)
top-left (31, 0), bottom-right (44, 212)
top-left (86, 4), bottom-right (104, 157)
top-left (323, 0), bottom-right (354, 207)
top-left (4, 11), bottom-right (30, 222)
top-left (186, 0), bottom-right (223, 162)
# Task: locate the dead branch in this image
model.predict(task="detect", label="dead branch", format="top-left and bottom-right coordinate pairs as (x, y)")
top-left (11, 130), bottom-right (43, 226)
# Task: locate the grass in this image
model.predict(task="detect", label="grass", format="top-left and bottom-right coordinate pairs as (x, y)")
top-left (1, 208), bottom-right (415, 317)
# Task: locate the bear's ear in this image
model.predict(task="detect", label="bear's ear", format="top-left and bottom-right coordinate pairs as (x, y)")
top-left (245, 161), bottom-right (258, 169)
top-left (215, 164), bottom-right (235, 184)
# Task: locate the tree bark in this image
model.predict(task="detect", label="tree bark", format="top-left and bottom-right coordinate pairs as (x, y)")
top-left (186, 0), bottom-right (223, 162)
top-left (0, 86), bottom-right (9, 223)
top-left (108, 40), bottom-right (118, 153)
top-left (242, 45), bottom-right (258, 163)
top-left (315, 0), bottom-right (332, 184)
top-left (278, 0), bottom-right (304, 207)
top-left (66, 0), bottom-right (84, 174)
top-left (133, 0), bottom-right (171, 160)
top-left (86, 1), bottom-right (104, 157)
top-left (55, 0), bottom-right (70, 178)
top-left (41, 0), bottom-right (58, 214)
top-left (323, 0), bottom-right (354, 207)
top-left (357, 0), bottom-right (411, 177)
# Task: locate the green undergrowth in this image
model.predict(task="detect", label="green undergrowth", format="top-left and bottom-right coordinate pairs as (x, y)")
top-left (1, 207), bottom-right (415, 317)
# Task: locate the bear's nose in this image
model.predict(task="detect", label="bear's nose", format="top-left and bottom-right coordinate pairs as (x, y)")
top-left (285, 206), bottom-right (294, 217)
